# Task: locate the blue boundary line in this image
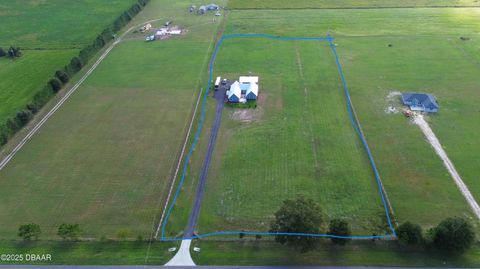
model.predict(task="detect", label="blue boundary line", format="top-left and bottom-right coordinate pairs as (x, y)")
top-left (160, 33), bottom-right (396, 241)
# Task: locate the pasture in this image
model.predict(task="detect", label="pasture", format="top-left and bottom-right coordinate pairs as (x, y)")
top-left (195, 38), bottom-right (388, 235)
top-left (0, 0), bottom-right (223, 239)
top-left (228, 0), bottom-right (480, 9)
top-left (0, 0), bottom-right (138, 139)
top-left (164, 7), bottom-right (480, 237)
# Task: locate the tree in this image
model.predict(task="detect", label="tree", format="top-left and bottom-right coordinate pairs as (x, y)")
top-left (57, 223), bottom-right (80, 241)
top-left (49, 78), bottom-right (62, 93)
top-left (7, 46), bottom-right (21, 58)
top-left (55, 70), bottom-right (69, 84)
top-left (0, 47), bottom-right (6, 57)
top-left (432, 217), bottom-right (475, 254)
top-left (328, 219), bottom-right (351, 245)
top-left (15, 110), bottom-right (33, 127)
top-left (396, 221), bottom-right (423, 245)
top-left (269, 196), bottom-right (322, 252)
top-left (18, 223), bottom-right (41, 240)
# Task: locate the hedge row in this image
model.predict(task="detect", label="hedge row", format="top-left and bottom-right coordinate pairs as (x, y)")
top-left (0, 0), bottom-right (150, 147)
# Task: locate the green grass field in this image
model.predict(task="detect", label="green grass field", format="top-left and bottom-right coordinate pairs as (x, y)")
top-left (0, 0), bottom-right (136, 49)
top-left (228, 0), bottom-right (480, 9)
top-left (163, 7), bottom-right (480, 238)
top-left (0, 0), bottom-right (224, 239)
top-left (0, 0), bottom-right (138, 140)
top-left (195, 38), bottom-right (387, 235)
top-left (0, 50), bottom-right (75, 123)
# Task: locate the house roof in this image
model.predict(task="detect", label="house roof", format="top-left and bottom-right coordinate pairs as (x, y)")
top-left (402, 93), bottom-right (439, 109)
top-left (228, 81), bottom-right (242, 99)
top-left (239, 76), bottom-right (259, 84)
top-left (245, 83), bottom-right (258, 96)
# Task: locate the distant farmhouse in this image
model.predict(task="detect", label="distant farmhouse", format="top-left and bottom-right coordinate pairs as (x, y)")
top-left (401, 93), bottom-right (439, 113)
top-left (219, 76), bottom-right (259, 103)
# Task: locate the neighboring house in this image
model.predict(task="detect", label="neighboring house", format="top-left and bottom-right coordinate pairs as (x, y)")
top-left (401, 92), bottom-right (439, 113)
top-left (226, 76), bottom-right (259, 102)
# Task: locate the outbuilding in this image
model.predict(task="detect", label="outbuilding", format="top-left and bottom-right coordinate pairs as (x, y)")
top-left (401, 92), bottom-right (439, 113)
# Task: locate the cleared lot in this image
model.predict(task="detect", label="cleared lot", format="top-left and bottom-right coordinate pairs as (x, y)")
top-left (0, 10), bottom-right (220, 239)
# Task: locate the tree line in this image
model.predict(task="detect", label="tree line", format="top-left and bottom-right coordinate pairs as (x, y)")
top-left (0, 0), bottom-right (151, 147)
top-left (261, 196), bottom-right (475, 254)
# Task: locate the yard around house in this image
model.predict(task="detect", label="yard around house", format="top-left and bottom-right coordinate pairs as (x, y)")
top-left (195, 38), bottom-right (388, 235)
top-left (0, 0), bottom-right (224, 239)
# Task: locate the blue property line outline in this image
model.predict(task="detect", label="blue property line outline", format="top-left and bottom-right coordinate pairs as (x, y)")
top-left (160, 33), bottom-right (396, 241)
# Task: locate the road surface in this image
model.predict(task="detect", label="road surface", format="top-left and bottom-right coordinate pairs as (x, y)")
top-left (185, 87), bottom-right (226, 237)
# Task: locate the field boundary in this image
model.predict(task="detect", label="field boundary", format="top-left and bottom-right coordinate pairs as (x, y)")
top-left (227, 6), bottom-right (480, 10)
top-left (160, 33), bottom-right (397, 241)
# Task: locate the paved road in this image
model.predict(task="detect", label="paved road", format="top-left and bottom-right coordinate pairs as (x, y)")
top-left (1, 265), bottom-right (472, 269)
top-left (185, 88), bottom-right (227, 237)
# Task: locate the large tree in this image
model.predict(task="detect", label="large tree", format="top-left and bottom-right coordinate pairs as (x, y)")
top-left (269, 196), bottom-right (322, 252)
top-left (396, 221), bottom-right (423, 245)
top-left (432, 217), bottom-right (474, 254)
top-left (328, 219), bottom-right (351, 245)
top-left (18, 223), bottom-right (41, 240)
top-left (57, 223), bottom-right (80, 241)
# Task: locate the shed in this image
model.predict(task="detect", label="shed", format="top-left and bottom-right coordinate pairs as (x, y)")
top-left (401, 93), bottom-right (439, 113)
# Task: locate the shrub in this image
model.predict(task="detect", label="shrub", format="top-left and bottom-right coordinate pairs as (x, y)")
top-left (55, 70), bottom-right (69, 84)
top-left (18, 223), bottom-right (41, 240)
top-left (0, 47), bottom-right (6, 57)
top-left (58, 223), bottom-right (80, 241)
top-left (7, 46), bottom-right (21, 58)
top-left (432, 217), bottom-right (474, 254)
top-left (328, 219), bottom-right (351, 245)
top-left (49, 78), bottom-right (63, 93)
top-left (15, 110), bottom-right (33, 127)
top-left (396, 221), bottom-right (423, 245)
top-left (270, 196), bottom-right (322, 252)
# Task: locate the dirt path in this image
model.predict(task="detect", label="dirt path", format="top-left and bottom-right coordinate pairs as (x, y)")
top-left (413, 114), bottom-right (480, 219)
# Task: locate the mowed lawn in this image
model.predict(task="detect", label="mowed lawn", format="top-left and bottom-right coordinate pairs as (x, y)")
top-left (210, 8), bottom-right (480, 232)
top-left (196, 39), bottom-right (387, 235)
top-left (228, 0), bottom-right (480, 9)
top-left (0, 14), bottom-right (220, 239)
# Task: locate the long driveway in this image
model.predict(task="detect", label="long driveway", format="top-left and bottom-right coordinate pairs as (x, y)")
top-left (185, 87), bottom-right (226, 237)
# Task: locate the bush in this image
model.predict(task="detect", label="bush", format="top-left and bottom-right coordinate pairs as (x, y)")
top-left (7, 46), bottom-right (21, 58)
top-left (328, 219), bottom-right (351, 245)
top-left (18, 223), bottom-right (41, 240)
top-left (0, 47), bottom-right (6, 57)
top-left (432, 217), bottom-right (474, 254)
top-left (0, 127), bottom-right (7, 146)
top-left (396, 221), bottom-right (423, 245)
top-left (49, 78), bottom-right (63, 93)
top-left (58, 223), bottom-right (80, 241)
top-left (270, 196), bottom-right (323, 252)
top-left (15, 110), bottom-right (33, 127)
top-left (55, 70), bottom-right (69, 84)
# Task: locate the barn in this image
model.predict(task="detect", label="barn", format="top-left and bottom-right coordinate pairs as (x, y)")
top-left (401, 93), bottom-right (439, 113)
